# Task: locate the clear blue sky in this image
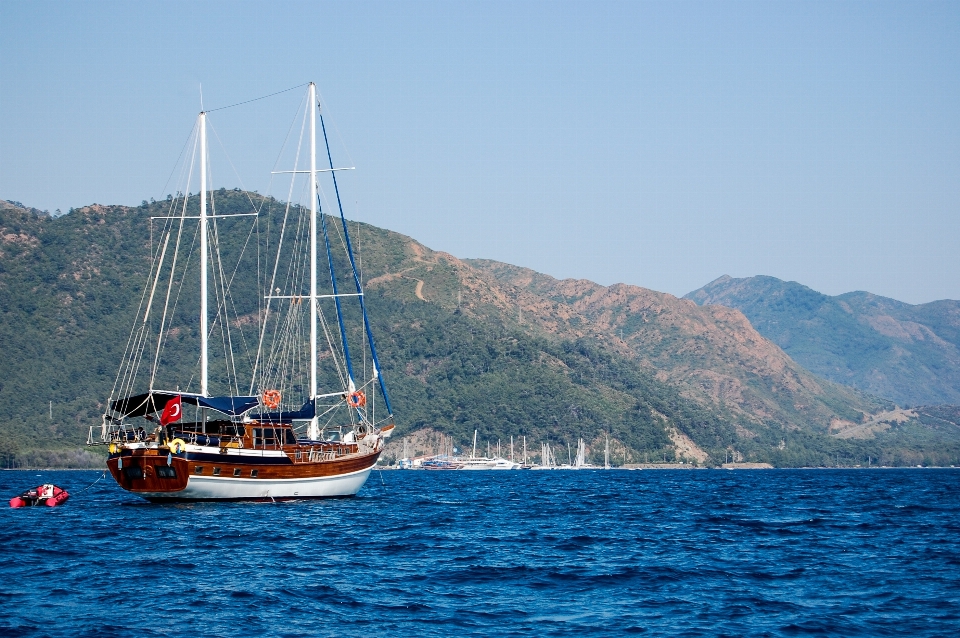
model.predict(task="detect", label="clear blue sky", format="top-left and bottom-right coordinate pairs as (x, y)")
top-left (1, 1), bottom-right (958, 304)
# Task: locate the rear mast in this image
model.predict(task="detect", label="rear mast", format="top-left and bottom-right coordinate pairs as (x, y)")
top-left (200, 111), bottom-right (209, 433)
top-left (200, 111), bottom-right (208, 398)
top-left (308, 82), bottom-right (320, 440)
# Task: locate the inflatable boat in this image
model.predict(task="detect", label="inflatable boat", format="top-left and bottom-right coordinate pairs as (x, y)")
top-left (9, 484), bottom-right (70, 508)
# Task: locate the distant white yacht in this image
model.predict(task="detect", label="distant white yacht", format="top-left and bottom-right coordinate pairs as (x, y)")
top-left (457, 430), bottom-right (520, 470)
top-left (459, 456), bottom-right (521, 470)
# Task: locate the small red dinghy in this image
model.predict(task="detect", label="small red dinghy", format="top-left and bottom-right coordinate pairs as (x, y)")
top-left (9, 484), bottom-right (69, 508)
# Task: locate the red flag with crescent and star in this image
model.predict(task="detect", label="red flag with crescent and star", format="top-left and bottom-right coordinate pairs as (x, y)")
top-left (160, 395), bottom-right (183, 426)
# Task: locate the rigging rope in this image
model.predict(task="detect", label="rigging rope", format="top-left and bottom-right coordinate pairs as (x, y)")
top-left (150, 207), bottom-right (187, 387)
top-left (157, 120), bottom-right (199, 202)
top-left (318, 195), bottom-right (356, 388)
top-left (205, 83), bottom-right (308, 113)
top-left (319, 112), bottom-right (394, 416)
top-left (250, 105), bottom-right (309, 394)
top-left (75, 471), bottom-right (107, 494)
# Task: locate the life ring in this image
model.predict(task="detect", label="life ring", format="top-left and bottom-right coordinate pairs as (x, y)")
top-left (168, 438), bottom-right (187, 454)
top-left (262, 389), bottom-right (282, 409)
top-left (347, 390), bottom-right (366, 408)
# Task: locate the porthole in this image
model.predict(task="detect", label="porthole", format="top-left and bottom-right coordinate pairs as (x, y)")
top-left (233, 468), bottom-right (241, 477)
top-left (213, 467), bottom-right (221, 476)
top-left (123, 465), bottom-right (143, 480)
top-left (157, 466), bottom-right (177, 479)
top-left (251, 469), bottom-right (259, 478)
top-left (194, 466), bottom-right (203, 474)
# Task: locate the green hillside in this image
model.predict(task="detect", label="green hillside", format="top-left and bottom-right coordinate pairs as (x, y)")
top-left (685, 275), bottom-right (960, 406)
top-left (2, 196), bottom-right (959, 468)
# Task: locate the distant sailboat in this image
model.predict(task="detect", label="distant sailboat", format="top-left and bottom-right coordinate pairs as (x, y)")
top-left (531, 442), bottom-right (557, 470)
top-left (535, 439), bottom-right (593, 470)
top-left (572, 439), bottom-right (594, 469)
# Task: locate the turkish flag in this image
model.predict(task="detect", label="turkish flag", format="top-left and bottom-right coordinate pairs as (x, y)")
top-left (160, 395), bottom-right (183, 426)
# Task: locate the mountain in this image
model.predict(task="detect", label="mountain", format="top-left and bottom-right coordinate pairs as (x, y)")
top-left (685, 275), bottom-right (960, 407)
top-left (2, 195), bottom-right (958, 468)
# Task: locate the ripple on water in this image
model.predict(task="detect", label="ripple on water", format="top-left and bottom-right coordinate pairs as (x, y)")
top-left (1, 468), bottom-right (960, 636)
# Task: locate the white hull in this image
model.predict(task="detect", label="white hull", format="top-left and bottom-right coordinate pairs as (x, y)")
top-left (458, 457), bottom-right (520, 470)
top-left (140, 465), bottom-right (374, 501)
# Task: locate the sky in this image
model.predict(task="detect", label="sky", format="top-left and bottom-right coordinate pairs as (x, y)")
top-left (1, 1), bottom-right (958, 304)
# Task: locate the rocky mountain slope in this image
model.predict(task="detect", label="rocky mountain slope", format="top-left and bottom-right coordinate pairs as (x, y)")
top-left (685, 275), bottom-right (960, 406)
top-left (2, 195), bottom-right (958, 467)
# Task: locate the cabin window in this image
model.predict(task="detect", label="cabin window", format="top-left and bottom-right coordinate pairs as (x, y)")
top-left (284, 429), bottom-right (297, 445)
top-left (233, 468), bottom-right (241, 477)
top-left (250, 470), bottom-right (259, 478)
top-left (213, 467), bottom-right (221, 476)
top-left (253, 428), bottom-right (276, 448)
top-left (221, 424), bottom-right (246, 437)
top-left (195, 466), bottom-right (203, 474)
top-left (156, 466), bottom-right (177, 479)
top-left (123, 465), bottom-right (143, 480)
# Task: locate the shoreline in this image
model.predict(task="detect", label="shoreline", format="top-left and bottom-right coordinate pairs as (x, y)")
top-left (374, 464), bottom-right (958, 472)
top-left (4, 465), bottom-right (959, 472)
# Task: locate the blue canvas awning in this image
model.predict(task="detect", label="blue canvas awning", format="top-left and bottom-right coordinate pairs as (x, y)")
top-left (111, 392), bottom-right (260, 418)
top-left (249, 399), bottom-right (315, 423)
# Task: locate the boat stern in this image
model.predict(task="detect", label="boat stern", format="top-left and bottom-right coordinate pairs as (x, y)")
top-left (107, 451), bottom-right (190, 494)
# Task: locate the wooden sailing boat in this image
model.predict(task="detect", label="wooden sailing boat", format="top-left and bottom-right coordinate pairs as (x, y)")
top-left (88, 83), bottom-right (394, 501)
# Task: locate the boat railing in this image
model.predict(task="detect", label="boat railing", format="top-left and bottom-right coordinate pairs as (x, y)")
top-left (87, 423), bottom-right (244, 448)
top-left (172, 431), bottom-right (228, 448)
top-left (292, 444), bottom-right (359, 463)
top-left (87, 423), bottom-right (150, 445)
top-left (306, 447), bottom-right (338, 462)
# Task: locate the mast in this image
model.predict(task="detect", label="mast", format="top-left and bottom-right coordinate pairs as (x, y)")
top-left (200, 111), bottom-right (208, 397)
top-left (309, 83), bottom-right (318, 401)
top-left (472, 430), bottom-right (477, 459)
top-left (308, 83), bottom-right (319, 439)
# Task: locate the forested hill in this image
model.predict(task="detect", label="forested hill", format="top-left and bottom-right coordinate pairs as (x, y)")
top-left (2, 194), bottom-right (959, 468)
top-left (685, 275), bottom-right (960, 407)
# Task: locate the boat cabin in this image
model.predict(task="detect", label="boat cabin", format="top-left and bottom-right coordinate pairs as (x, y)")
top-left (167, 420), bottom-right (299, 449)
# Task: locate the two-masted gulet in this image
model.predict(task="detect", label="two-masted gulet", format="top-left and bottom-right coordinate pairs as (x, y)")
top-left (89, 83), bottom-right (394, 501)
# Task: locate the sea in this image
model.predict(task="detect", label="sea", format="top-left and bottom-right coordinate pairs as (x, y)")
top-left (1, 468), bottom-right (958, 637)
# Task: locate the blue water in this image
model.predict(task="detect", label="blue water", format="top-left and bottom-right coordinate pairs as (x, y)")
top-left (2, 468), bottom-right (959, 636)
